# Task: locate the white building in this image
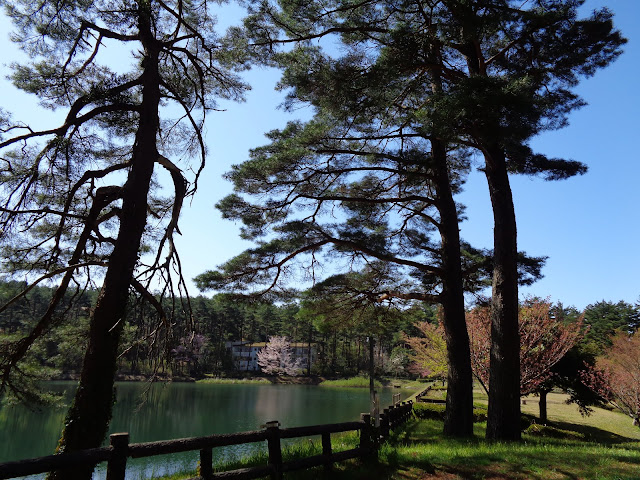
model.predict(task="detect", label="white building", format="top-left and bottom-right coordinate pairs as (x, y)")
top-left (225, 340), bottom-right (317, 372)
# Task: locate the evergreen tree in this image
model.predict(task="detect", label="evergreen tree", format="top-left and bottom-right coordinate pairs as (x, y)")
top-left (197, 0), bottom-right (621, 440)
top-left (421, 0), bottom-right (624, 440)
top-left (0, 1), bottom-right (247, 476)
top-left (582, 300), bottom-right (639, 349)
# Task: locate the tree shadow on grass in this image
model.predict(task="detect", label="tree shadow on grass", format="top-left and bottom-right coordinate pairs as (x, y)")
top-left (547, 419), bottom-right (640, 446)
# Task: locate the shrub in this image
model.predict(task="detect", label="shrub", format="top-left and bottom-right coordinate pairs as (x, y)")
top-left (414, 402), bottom-right (447, 420)
top-left (472, 406), bottom-right (488, 423)
top-left (413, 403), bottom-right (488, 423)
top-left (430, 385), bottom-right (448, 391)
top-left (520, 414), bottom-right (537, 430)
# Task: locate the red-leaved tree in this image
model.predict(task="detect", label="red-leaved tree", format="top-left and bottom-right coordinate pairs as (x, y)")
top-left (468, 299), bottom-right (584, 396)
top-left (582, 332), bottom-right (640, 426)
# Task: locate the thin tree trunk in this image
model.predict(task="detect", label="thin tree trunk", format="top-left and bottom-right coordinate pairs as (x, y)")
top-left (306, 323), bottom-right (312, 376)
top-left (48, 8), bottom-right (161, 479)
top-left (426, 53), bottom-right (474, 437)
top-left (539, 389), bottom-right (548, 424)
top-left (369, 335), bottom-right (377, 423)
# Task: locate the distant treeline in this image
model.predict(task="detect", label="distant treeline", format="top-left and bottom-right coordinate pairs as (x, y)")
top-left (0, 279), bottom-right (433, 378)
top-left (0, 279), bottom-right (637, 379)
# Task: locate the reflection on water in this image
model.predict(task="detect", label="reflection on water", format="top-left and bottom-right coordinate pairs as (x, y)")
top-left (1, 381), bottom-right (411, 479)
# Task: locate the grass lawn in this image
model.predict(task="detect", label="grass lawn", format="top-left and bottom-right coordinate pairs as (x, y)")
top-left (316, 390), bottom-right (640, 480)
top-left (366, 417), bottom-right (640, 480)
top-left (319, 376), bottom-right (427, 389)
top-left (474, 389), bottom-right (640, 442)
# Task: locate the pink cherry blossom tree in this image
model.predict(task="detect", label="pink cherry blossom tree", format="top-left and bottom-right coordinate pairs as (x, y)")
top-left (257, 336), bottom-right (302, 376)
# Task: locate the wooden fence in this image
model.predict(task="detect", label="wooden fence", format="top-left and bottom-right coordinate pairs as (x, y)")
top-left (0, 401), bottom-right (413, 480)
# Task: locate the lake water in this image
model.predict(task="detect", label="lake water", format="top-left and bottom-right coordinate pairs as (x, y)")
top-left (0, 381), bottom-right (411, 479)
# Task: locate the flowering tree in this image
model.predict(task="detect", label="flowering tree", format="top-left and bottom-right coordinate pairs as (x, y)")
top-left (468, 299), bottom-right (584, 396)
top-left (404, 322), bottom-right (448, 384)
top-left (582, 332), bottom-right (640, 426)
top-left (171, 333), bottom-right (208, 377)
top-left (257, 336), bottom-right (301, 376)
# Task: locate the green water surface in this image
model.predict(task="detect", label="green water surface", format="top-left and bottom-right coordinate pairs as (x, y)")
top-left (0, 381), bottom-right (410, 478)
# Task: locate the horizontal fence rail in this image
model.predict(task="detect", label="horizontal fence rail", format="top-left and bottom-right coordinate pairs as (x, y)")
top-left (0, 401), bottom-right (414, 480)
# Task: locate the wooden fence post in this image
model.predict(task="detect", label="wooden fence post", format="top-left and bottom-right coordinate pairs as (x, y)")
top-left (321, 432), bottom-right (332, 472)
top-left (265, 421), bottom-right (282, 480)
top-left (359, 413), bottom-right (376, 461)
top-left (199, 448), bottom-right (213, 480)
top-left (106, 432), bottom-right (129, 480)
top-left (380, 409), bottom-right (390, 439)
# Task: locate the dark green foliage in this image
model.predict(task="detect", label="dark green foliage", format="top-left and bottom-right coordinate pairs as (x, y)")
top-left (413, 402), bottom-right (488, 423)
top-left (413, 403), bottom-right (447, 420)
top-left (582, 300), bottom-right (639, 349)
top-left (0, 278), bottom-right (432, 379)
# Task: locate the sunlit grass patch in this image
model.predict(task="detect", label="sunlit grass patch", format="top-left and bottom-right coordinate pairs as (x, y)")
top-left (319, 376), bottom-right (384, 388)
top-left (196, 376), bottom-right (272, 384)
top-left (376, 417), bottom-right (640, 480)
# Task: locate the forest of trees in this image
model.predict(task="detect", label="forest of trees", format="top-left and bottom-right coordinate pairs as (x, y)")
top-left (0, 0), bottom-right (629, 476)
top-left (0, 278), bottom-right (431, 378)
top-left (1, 278), bottom-right (637, 390)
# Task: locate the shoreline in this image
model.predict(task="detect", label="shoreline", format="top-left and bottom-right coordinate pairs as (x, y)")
top-left (49, 373), bottom-right (427, 389)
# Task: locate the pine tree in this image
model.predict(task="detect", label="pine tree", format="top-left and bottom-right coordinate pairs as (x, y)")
top-left (234, 0), bottom-right (624, 440)
top-left (196, 115), bottom-right (480, 436)
top-left (428, 0), bottom-right (625, 439)
top-left (0, 1), bottom-right (247, 476)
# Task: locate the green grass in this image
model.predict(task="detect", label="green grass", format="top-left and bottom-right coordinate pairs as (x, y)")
top-left (319, 376), bottom-right (425, 389)
top-left (372, 418), bottom-right (640, 480)
top-left (319, 390), bottom-right (640, 480)
top-left (319, 376), bottom-right (384, 388)
top-left (196, 376), bottom-right (272, 385)
top-left (273, 414), bottom-right (640, 480)
top-left (151, 431), bottom-right (361, 479)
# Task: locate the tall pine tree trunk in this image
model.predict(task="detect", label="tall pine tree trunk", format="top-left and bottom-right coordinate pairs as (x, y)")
top-left (49, 7), bottom-right (161, 479)
top-left (458, 22), bottom-right (521, 441)
top-left (432, 139), bottom-right (474, 438)
top-left (484, 146), bottom-right (521, 441)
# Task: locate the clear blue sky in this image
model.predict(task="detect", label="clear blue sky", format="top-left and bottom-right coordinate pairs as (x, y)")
top-left (1, 0), bottom-right (638, 311)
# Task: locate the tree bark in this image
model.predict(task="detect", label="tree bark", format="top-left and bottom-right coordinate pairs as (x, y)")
top-left (483, 145), bottom-right (521, 441)
top-left (452, 7), bottom-right (521, 441)
top-left (48, 7), bottom-right (161, 480)
top-left (432, 139), bottom-right (474, 438)
top-left (539, 389), bottom-right (549, 424)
